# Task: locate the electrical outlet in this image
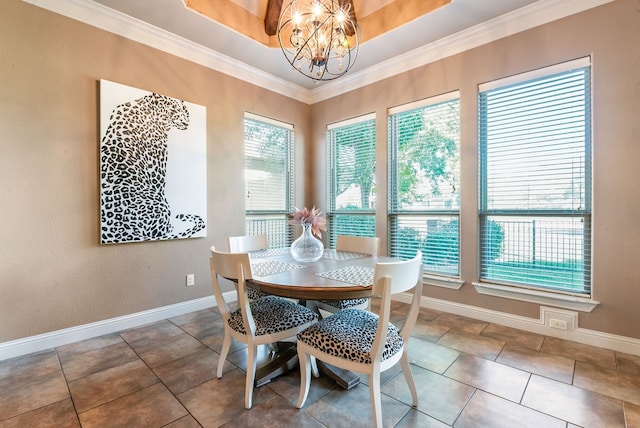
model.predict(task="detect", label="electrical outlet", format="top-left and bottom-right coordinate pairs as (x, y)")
top-left (549, 318), bottom-right (568, 330)
top-left (186, 274), bottom-right (195, 287)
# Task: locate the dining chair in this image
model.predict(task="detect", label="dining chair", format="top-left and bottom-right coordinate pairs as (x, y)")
top-left (296, 251), bottom-right (423, 428)
top-left (315, 235), bottom-right (380, 314)
top-left (228, 234), bottom-right (268, 253)
top-left (209, 246), bottom-right (318, 409)
top-left (228, 234), bottom-right (270, 300)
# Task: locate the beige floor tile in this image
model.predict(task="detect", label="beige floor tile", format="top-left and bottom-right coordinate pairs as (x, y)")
top-left (625, 402), bottom-right (640, 428)
top-left (78, 383), bottom-right (187, 427)
top-left (119, 320), bottom-right (184, 349)
top-left (481, 323), bottom-right (545, 351)
top-left (153, 347), bottom-right (233, 395)
top-left (522, 374), bottom-right (626, 427)
top-left (431, 313), bottom-right (488, 335)
top-left (541, 337), bottom-right (617, 369)
top-left (135, 332), bottom-right (207, 368)
top-left (169, 308), bottom-right (220, 327)
top-left (437, 330), bottom-right (505, 360)
top-left (455, 389), bottom-right (565, 428)
top-left (231, 395), bottom-right (326, 427)
top-left (616, 351), bottom-right (640, 375)
top-left (68, 359), bottom-right (158, 413)
top-left (304, 382), bottom-right (410, 428)
top-left (407, 337), bottom-right (460, 374)
top-left (0, 350), bottom-right (60, 387)
top-left (444, 353), bottom-right (530, 402)
top-left (574, 361), bottom-right (640, 405)
top-left (0, 399), bottom-right (79, 428)
top-left (496, 343), bottom-right (575, 384)
top-left (58, 341), bottom-right (138, 381)
top-left (177, 313), bottom-right (227, 341)
top-left (163, 414), bottom-right (202, 428)
top-left (3, 304), bottom-right (638, 428)
top-left (382, 364), bottom-right (474, 425)
top-left (0, 371), bottom-right (69, 421)
top-left (410, 319), bottom-right (452, 342)
top-left (178, 368), bottom-right (278, 427)
top-left (394, 409), bottom-right (450, 428)
top-left (56, 333), bottom-right (123, 361)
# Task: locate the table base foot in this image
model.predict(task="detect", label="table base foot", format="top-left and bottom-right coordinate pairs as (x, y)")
top-left (317, 361), bottom-right (360, 389)
top-left (255, 342), bottom-right (298, 387)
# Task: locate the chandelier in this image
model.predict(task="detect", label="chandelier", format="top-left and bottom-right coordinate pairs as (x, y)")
top-left (277, 0), bottom-right (361, 82)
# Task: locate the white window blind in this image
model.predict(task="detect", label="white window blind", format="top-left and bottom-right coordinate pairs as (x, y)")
top-left (326, 114), bottom-right (376, 248)
top-left (478, 58), bottom-right (592, 295)
top-left (243, 113), bottom-right (294, 248)
top-left (388, 92), bottom-right (460, 275)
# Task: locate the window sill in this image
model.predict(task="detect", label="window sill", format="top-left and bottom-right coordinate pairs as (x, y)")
top-left (424, 274), bottom-right (464, 290)
top-left (472, 282), bottom-right (599, 312)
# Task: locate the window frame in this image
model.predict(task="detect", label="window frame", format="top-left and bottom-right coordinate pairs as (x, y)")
top-left (243, 112), bottom-right (295, 247)
top-left (326, 113), bottom-right (377, 249)
top-left (477, 57), bottom-right (593, 297)
top-left (387, 91), bottom-right (462, 279)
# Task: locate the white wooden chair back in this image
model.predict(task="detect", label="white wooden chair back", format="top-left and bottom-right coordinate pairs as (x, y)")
top-left (336, 235), bottom-right (379, 256)
top-left (228, 234), bottom-right (268, 253)
top-left (371, 251), bottom-right (423, 361)
top-left (210, 246), bottom-right (256, 336)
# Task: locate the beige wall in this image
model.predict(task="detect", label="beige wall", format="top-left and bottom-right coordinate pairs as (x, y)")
top-left (1, 0), bottom-right (639, 346)
top-left (0, 1), bottom-right (310, 342)
top-left (309, 0), bottom-right (640, 339)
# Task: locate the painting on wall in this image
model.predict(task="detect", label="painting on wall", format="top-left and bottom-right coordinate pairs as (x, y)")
top-left (99, 79), bottom-right (207, 244)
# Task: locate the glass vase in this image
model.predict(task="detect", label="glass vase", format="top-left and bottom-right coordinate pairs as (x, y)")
top-left (290, 223), bottom-right (324, 262)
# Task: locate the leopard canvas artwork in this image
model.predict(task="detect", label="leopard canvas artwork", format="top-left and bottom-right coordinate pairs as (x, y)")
top-left (99, 80), bottom-right (207, 244)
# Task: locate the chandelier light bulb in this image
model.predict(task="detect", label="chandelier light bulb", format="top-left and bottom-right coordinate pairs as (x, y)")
top-left (312, 1), bottom-right (323, 18)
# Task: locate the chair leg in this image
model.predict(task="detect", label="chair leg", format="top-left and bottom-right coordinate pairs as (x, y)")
top-left (296, 348), bottom-right (312, 409)
top-left (400, 351), bottom-right (418, 407)
top-left (369, 373), bottom-right (383, 428)
top-left (217, 332), bottom-right (232, 378)
top-left (310, 355), bottom-right (319, 378)
top-left (245, 344), bottom-right (257, 409)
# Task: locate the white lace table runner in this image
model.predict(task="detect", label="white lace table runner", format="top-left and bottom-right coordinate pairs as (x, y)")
top-left (249, 248), bottom-right (291, 258)
top-left (252, 260), bottom-right (305, 277)
top-left (321, 250), bottom-right (368, 261)
top-left (315, 265), bottom-right (374, 286)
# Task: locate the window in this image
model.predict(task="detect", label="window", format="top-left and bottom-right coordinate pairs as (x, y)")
top-left (326, 114), bottom-right (376, 248)
top-left (388, 92), bottom-right (461, 276)
top-left (243, 113), bottom-right (294, 248)
top-left (478, 57), bottom-right (591, 295)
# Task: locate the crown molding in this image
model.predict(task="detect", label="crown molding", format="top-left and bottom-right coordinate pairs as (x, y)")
top-left (23, 0), bottom-right (314, 104)
top-left (311, 0), bottom-right (614, 103)
top-left (23, 0), bottom-right (613, 105)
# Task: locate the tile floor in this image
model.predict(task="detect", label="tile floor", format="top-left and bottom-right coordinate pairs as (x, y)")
top-left (1, 301), bottom-right (639, 427)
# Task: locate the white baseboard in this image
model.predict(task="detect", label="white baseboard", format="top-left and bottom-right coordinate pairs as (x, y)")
top-left (3, 292), bottom-right (638, 361)
top-left (393, 293), bottom-right (640, 356)
top-left (0, 292), bottom-right (235, 362)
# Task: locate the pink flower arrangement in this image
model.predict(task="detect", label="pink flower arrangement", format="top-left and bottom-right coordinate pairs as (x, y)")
top-left (289, 206), bottom-right (327, 238)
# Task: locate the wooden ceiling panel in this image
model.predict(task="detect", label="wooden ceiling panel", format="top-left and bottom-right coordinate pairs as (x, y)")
top-left (186, 0), bottom-right (451, 47)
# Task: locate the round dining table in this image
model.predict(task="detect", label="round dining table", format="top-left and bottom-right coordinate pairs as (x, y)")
top-left (244, 247), bottom-right (397, 389)
top-left (247, 247), bottom-right (397, 299)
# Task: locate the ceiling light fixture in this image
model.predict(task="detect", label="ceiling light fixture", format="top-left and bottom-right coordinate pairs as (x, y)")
top-left (277, 0), bottom-right (361, 82)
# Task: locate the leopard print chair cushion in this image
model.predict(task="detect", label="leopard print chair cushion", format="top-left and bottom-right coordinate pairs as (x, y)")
top-left (297, 308), bottom-right (403, 364)
top-left (228, 296), bottom-right (318, 336)
top-left (318, 298), bottom-right (368, 310)
top-left (247, 288), bottom-right (270, 301)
